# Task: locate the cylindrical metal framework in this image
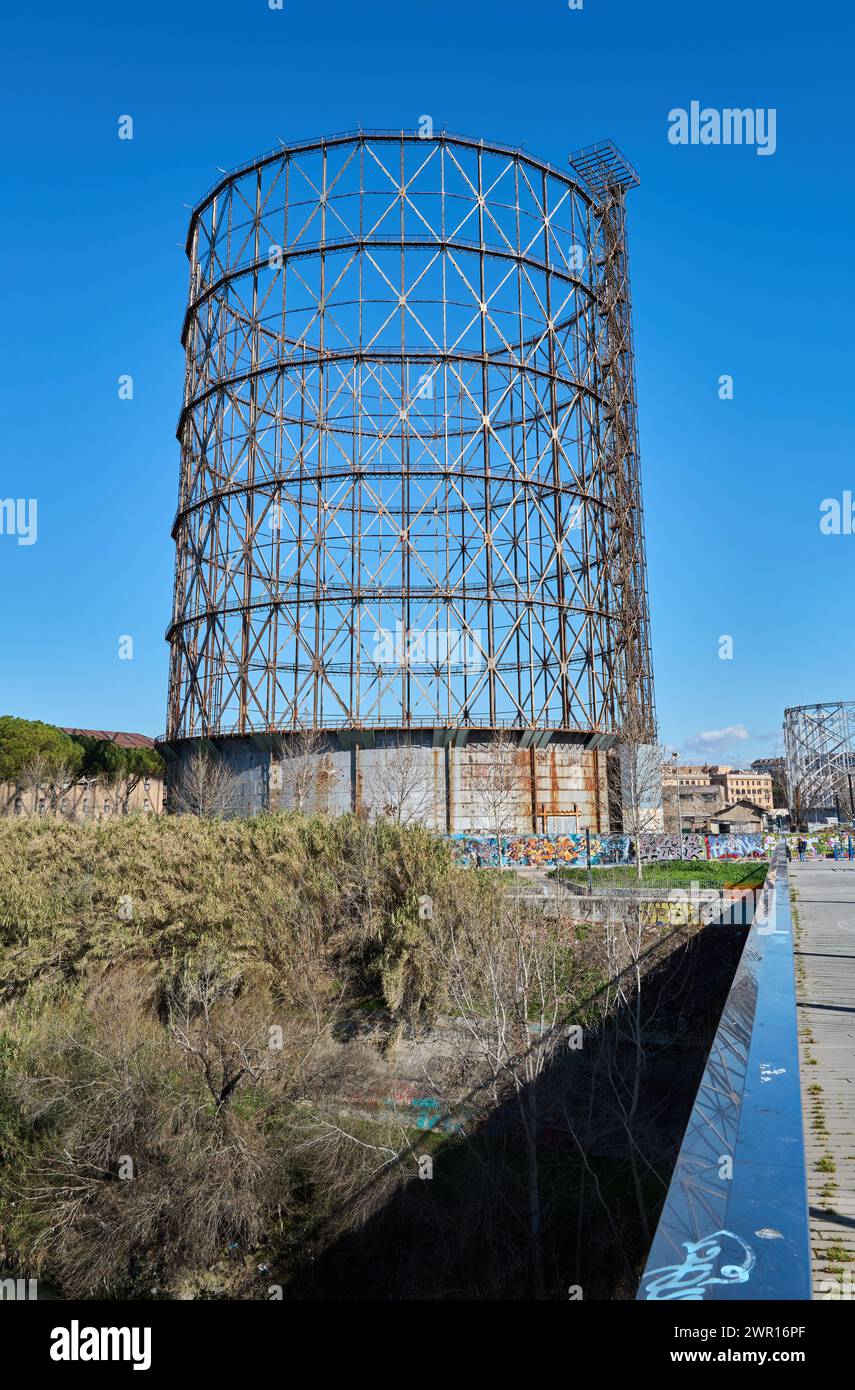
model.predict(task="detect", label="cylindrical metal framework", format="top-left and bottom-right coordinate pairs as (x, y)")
top-left (166, 131), bottom-right (654, 743)
top-left (784, 700), bottom-right (855, 819)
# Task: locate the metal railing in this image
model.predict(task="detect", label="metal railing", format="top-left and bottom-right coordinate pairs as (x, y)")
top-left (186, 128), bottom-right (593, 231)
top-left (636, 842), bottom-right (811, 1300)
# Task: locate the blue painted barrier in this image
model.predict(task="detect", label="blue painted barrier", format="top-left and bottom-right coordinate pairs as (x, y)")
top-left (636, 843), bottom-right (811, 1301)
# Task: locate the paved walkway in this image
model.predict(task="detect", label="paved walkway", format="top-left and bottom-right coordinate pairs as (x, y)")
top-left (792, 858), bottom-right (855, 1295)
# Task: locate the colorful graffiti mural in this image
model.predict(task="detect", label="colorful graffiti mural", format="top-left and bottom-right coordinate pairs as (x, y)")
top-left (450, 831), bottom-right (769, 868)
top-left (707, 834), bottom-right (767, 860)
top-left (449, 832), bottom-right (632, 869)
top-left (504, 833), bottom-right (631, 868)
top-left (766, 831), bottom-right (855, 860)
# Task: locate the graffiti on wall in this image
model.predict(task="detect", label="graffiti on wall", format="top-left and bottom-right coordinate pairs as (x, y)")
top-left (504, 834), bottom-right (631, 868)
top-left (766, 831), bottom-right (854, 860)
top-left (449, 833), bottom-right (632, 869)
top-left (449, 835), bottom-right (500, 868)
top-left (639, 833), bottom-right (707, 862)
top-left (450, 832), bottom-right (768, 869)
top-left (707, 834), bottom-right (766, 860)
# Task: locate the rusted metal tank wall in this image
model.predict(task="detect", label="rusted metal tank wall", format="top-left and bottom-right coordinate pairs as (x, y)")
top-left (451, 739), bottom-right (608, 833)
top-left (162, 733), bottom-right (610, 832)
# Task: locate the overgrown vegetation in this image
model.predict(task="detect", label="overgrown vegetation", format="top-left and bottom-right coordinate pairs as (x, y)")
top-left (0, 814), bottom-right (747, 1300)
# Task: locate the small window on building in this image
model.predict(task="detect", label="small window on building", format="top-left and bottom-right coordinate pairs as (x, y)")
top-left (144, 778), bottom-right (150, 791)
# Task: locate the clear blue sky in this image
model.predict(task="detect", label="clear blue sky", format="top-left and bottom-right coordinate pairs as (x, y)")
top-left (1, 0), bottom-right (852, 762)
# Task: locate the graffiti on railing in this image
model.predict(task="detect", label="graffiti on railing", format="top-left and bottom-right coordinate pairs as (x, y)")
top-left (640, 1230), bottom-right (756, 1301)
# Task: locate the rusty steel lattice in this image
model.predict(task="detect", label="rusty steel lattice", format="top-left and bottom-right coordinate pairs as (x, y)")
top-left (166, 131), bottom-right (655, 741)
top-left (784, 700), bottom-right (855, 817)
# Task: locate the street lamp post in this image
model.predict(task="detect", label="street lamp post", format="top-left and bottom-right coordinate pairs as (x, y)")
top-left (672, 752), bottom-right (684, 860)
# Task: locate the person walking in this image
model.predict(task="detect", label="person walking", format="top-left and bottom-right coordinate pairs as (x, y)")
top-left (797, 836), bottom-right (807, 862)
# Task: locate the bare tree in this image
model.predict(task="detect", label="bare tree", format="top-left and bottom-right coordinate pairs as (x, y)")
top-left (475, 731), bottom-right (522, 867)
top-left (613, 714), bottom-right (667, 881)
top-left (95, 749), bottom-right (163, 816)
top-left (272, 720), bottom-right (336, 814)
top-left (591, 886), bottom-right (668, 1239)
top-left (166, 958), bottom-right (285, 1128)
top-left (364, 739), bottom-right (436, 826)
top-left (769, 764), bottom-right (790, 814)
top-left (18, 754), bottom-right (77, 817)
top-left (787, 769), bottom-right (812, 832)
top-left (832, 769), bottom-right (855, 826)
top-left (173, 747), bottom-right (240, 817)
top-left (430, 891), bottom-right (576, 1297)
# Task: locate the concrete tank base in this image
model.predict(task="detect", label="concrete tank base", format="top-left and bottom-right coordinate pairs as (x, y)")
top-left (157, 729), bottom-right (615, 834)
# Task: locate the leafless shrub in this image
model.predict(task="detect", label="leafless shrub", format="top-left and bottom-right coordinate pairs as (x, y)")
top-left (173, 747), bottom-right (240, 817)
top-left (474, 731), bottom-right (523, 864)
top-left (364, 739), bottom-right (436, 826)
top-left (5, 957), bottom-right (373, 1296)
top-left (424, 888), bottom-right (581, 1296)
top-left (273, 719), bottom-right (336, 813)
top-left (613, 709), bottom-right (666, 880)
top-left (18, 755), bottom-right (77, 817)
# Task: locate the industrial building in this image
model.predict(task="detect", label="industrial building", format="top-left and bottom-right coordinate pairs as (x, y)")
top-left (159, 131), bottom-right (656, 832)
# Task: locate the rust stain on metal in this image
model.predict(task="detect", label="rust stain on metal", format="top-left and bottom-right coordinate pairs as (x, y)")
top-left (353, 746), bottom-right (363, 817)
top-left (431, 747), bottom-right (445, 829)
top-left (593, 750), bottom-right (603, 831)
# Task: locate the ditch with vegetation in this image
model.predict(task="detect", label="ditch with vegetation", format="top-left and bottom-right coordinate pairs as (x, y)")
top-left (0, 815), bottom-right (758, 1299)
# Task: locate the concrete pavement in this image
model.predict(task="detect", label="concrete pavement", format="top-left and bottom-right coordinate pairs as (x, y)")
top-left (792, 858), bottom-right (855, 1296)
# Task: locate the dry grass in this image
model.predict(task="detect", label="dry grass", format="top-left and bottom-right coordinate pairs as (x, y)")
top-left (0, 812), bottom-right (503, 1296)
top-left (0, 812), bottom-right (723, 1300)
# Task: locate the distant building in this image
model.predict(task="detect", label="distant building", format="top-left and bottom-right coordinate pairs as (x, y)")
top-left (663, 782), bottom-right (725, 834)
top-left (664, 763), bottom-right (773, 812)
top-left (1, 728), bottom-right (163, 820)
top-left (662, 764), bottom-right (719, 787)
top-left (3, 777), bottom-right (164, 820)
top-left (712, 800), bottom-right (767, 835)
top-left (61, 728), bottom-right (158, 750)
top-left (713, 770), bottom-right (773, 811)
top-left (751, 756), bottom-right (786, 777)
